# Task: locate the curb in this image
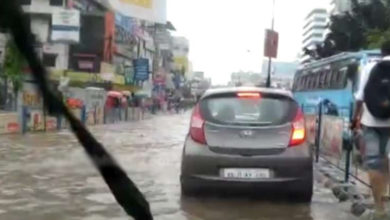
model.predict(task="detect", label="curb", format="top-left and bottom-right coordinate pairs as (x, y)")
top-left (315, 158), bottom-right (373, 217)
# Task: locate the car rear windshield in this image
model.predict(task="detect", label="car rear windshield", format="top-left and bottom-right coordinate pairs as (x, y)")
top-left (200, 93), bottom-right (298, 126)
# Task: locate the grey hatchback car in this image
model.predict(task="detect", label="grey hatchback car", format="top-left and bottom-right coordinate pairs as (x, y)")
top-left (180, 87), bottom-right (313, 202)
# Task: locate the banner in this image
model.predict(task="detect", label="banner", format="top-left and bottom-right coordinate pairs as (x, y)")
top-left (109, 0), bottom-right (167, 24)
top-left (51, 9), bottom-right (80, 43)
top-left (133, 58), bottom-right (150, 81)
top-left (264, 29), bottom-right (279, 58)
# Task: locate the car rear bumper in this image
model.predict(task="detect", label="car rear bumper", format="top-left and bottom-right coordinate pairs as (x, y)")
top-left (181, 174), bottom-right (311, 193)
top-left (181, 137), bottom-right (313, 191)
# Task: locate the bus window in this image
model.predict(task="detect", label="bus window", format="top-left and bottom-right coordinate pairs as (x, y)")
top-left (347, 63), bottom-right (359, 92)
top-left (304, 75), bottom-right (310, 90)
top-left (306, 74), bottom-right (312, 90)
top-left (292, 76), bottom-right (300, 91)
top-left (304, 75), bottom-right (309, 90)
top-left (319, 71), bottom-right (326, 89)
top-left (337, 68), bottom-right (348, 88)
top-left (295, 76), bottom-right (302, 91)
top-left (324, 69), bottom-right (332, 89)
top-left (298, 76), bottom-right (304, 91)
top-left (311, 73), bottom-right (319, 90)
top-left (330, 70), bottom-right (339, 89)
top-left (310, 74), bottom-right (316, 90)
top-left (316, 73), bottom-right (321, 90)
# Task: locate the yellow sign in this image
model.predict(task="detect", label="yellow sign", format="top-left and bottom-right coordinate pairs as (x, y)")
top-left (174, 56), bottom-right (189, 72)
top-left (120, 0), bottom-right (152, 9)
top-left (114, 75), bottom-right (125, 85)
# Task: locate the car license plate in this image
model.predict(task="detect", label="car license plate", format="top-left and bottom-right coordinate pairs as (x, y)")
top-left (221, 168), bottom-right (270, 179)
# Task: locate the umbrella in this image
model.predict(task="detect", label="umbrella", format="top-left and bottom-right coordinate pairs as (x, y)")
top-left (107, 91), bottom-right (123, 98)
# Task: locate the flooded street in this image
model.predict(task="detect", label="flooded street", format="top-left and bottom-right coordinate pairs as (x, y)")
top-left (0, 113), bottom-right (356, 220)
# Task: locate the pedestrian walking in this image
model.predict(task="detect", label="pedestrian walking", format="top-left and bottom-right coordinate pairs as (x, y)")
top-left (352, 41), bottom-right (390, 220)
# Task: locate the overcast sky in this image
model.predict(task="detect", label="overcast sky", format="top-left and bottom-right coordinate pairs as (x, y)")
top-left (167, 0), bottom-right (329, 84)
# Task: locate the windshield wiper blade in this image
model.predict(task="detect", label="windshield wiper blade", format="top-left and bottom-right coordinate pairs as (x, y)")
top-left (0, 1), bottom-right (153, 220)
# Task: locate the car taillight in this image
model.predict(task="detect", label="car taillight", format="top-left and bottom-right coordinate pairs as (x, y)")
top-left (289, 108), bottom-right (306, 147)
top-left (190, 104), bottom-right (206, 144)
top-left (237, 92), bottom-right (261, 99)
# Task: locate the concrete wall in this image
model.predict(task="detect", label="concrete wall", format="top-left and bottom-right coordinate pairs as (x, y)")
top-left (22, 0), bottom-right (66, 14)
top-left (23, 0), bottom-right (69, 70)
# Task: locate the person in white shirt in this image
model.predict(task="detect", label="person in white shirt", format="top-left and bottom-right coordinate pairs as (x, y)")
top-left (352, 41), bottom-right (390, 219)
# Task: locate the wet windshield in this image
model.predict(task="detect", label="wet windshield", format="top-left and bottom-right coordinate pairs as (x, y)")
top-left (1, 0), bottom-right (390, 220)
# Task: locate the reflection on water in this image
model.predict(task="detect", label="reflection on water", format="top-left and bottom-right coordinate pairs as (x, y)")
top-left (180, 196), bottom-right (313, 220)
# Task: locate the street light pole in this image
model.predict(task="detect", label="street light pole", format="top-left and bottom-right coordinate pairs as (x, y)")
top-left (266, 0), bottom-right (275, 88)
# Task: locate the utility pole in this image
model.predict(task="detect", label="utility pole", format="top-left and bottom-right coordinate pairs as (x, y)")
top-left (266, 0), bottom-right (276, 88)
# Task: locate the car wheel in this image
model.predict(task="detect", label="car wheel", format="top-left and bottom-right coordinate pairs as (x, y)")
top-left (290, 172), bottom-right (313, 203)
top-left (180, 182), bottom-right (197, 197)
top-left (293, 186), bottom-right (313, 203)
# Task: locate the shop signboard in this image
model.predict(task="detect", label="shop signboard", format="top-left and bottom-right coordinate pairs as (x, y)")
top-left (46, 116), bottom-right (57, 131)
top-left (51, 9), bottom-right (80, 43)
top-left (133, 58), bottom-right (149, 81)
top-left (124, 66), bottom-right (134, 85)
top-left (0, 113), bottom-right (20, 134)
top-left (109, 0), bottom-right (167, 24)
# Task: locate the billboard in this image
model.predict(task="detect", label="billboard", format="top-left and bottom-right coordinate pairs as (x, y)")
top-left (51, 9), bottom-right (80, 43)
top-left (109, 0), bottom-right (167, 24)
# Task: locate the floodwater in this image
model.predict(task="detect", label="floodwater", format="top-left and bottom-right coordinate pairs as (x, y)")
top-left (0, 113), bottom-right (357, 220)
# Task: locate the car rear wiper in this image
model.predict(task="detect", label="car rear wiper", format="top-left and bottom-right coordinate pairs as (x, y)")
top-left (242, 122), bottom-right (273, 127)
top-left (250, 122), bottom-right (273, 126)
top-left (0, 1), bottom-right (152, 220)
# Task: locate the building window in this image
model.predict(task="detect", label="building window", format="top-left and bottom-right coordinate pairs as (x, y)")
top-left (19, 0), bottom-right (31, 5)
top-left (42, 53), bottom-right (57, 67)
top-left (50, 0), bottom-right (63, 6)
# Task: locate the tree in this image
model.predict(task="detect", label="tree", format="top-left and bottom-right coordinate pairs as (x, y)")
top-left (303, 0), bottom-right (390, 61)
top-left (356, 0), bottom-right (390, 48)
top-left (327, 12), bottom-right (366, 51)
top-left (351, 0), bottom-right (390, 31)
top-left (3, 39), bottom-right (25, 110)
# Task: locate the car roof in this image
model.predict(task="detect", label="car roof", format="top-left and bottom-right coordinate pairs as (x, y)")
top-left (202, 87), bottom-right (293, 99)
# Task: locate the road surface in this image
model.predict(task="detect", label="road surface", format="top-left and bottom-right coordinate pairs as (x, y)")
top-left (0, 113), bottom-right (357, 220)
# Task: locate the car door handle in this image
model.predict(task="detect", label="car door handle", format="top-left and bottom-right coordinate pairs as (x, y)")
top-left (208, 129), bottom-right (219, 133)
